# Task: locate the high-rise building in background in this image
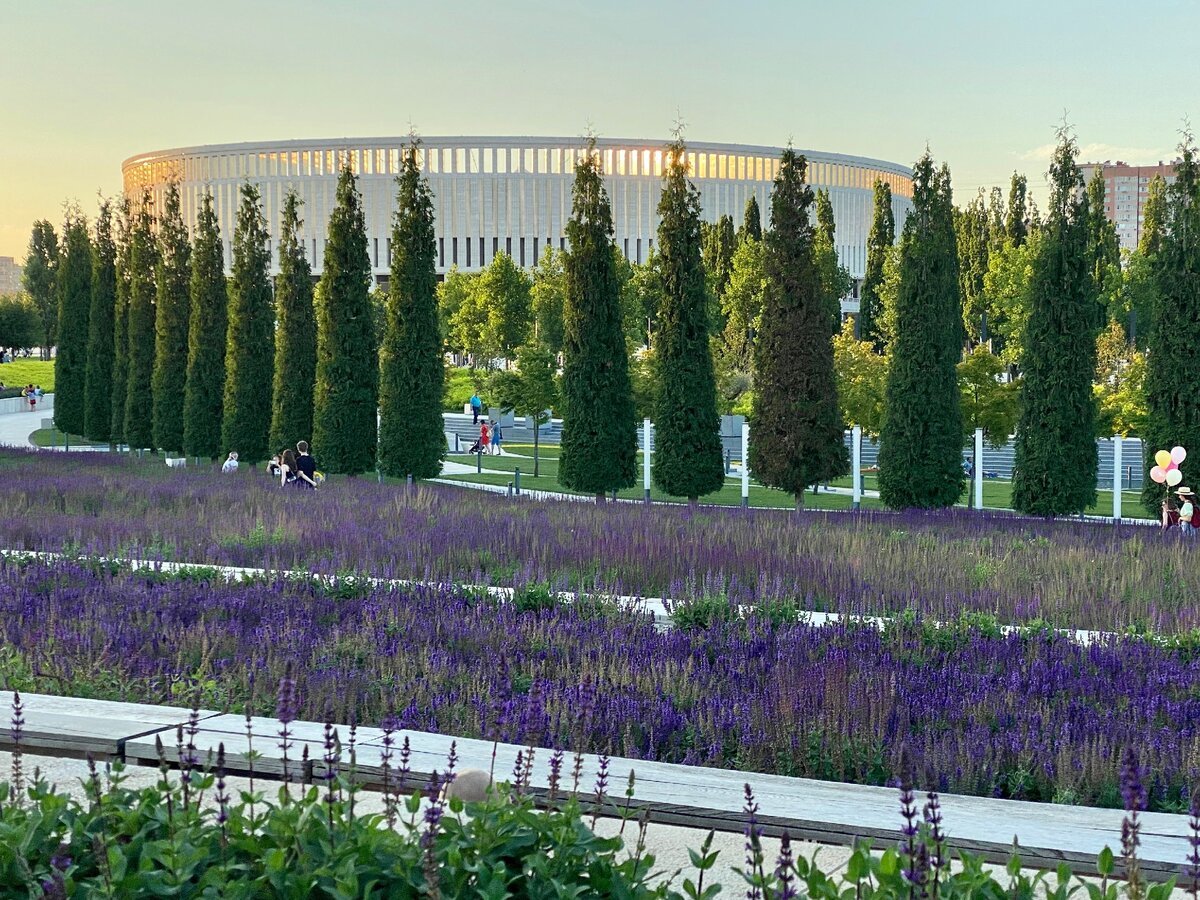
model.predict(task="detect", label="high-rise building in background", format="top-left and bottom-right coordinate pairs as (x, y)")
top-left (1079, 160), bottom-right (1179, 252)
top-left (0, 256), bottom-right (22, 294)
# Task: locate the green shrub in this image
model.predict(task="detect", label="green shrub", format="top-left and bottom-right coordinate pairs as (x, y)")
top-left (512, 581), bottom-right (558, 613)
top-left (443, 365), bottom-right (483, 412)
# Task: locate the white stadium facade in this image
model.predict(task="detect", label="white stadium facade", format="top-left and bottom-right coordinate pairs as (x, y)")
top-left (123, 136), bottom-right (913, 312)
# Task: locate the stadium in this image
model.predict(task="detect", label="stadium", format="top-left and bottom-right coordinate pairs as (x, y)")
top-left (122, 136), bottom-right (913, 309)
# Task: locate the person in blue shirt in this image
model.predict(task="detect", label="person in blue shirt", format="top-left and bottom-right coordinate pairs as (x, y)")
top-left (469, 392), bottom-right (482, 424)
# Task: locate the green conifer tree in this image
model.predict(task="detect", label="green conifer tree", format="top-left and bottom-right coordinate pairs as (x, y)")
top-left (379, 145), bottom-right (444, 480)
top-left (1142, 135), bottom-right (1200, 515)
top-left (741, 195), bottom-right (763, 242)
top-left (1012, 130), bottom-right (1100, 516)
top-left (151, 183), bottom-right (191, 453)
top-left (702, 214), bottom-right (737, 308)
top-left (269, 191), bottom-right (316, 453)
top-left (221, 183), bottom-right (275, 463)
top-left (558, 140), bottom-right (638, 499)
top-left (123, 198), bottom-right (157, 450)
top-left (53, 209), bottom-right (92, 437)
top-left (85, 199), bottom-right (115, 443)
top-left (183, 192), bottom-right (228, 460)
top-left (22, 221), bottom-right (58, 359)
top-left (109, 199), bottom-right (132, 445)
top-left (313, 164), bottom-right (378, 475)
top-left (878, 152), bottom-right (965, 509)
top-left (814, 189), bottom-right (851, 334)
top-left (1006, 172), bottom-right (1030, 247)
top-left (750, 148), bottom-right (848, 510)
top-left (651, 139), bottom-right (725, 503)
top-left (859, 180), bottom-right (894, 352)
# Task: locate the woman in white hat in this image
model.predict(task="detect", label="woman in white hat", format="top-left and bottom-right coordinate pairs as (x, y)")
top-left (1177, 486), bottom-right (1196, 535)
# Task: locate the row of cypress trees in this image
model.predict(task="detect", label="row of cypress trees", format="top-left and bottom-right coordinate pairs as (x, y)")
top-left (53, 152), bottom-right (443, 477)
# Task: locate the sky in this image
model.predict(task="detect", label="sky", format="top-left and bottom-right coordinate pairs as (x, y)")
top-left (2, 0), bottom-right (1199, 261)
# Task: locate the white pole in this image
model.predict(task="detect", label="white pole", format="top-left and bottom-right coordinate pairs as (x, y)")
top-left (974, 428), bottom-right (984, 510)
top-left (741, 422), bottom-right (750, 508)
top-left (643, 418), bottom-right (652, 504)
top-left (851, 426), bottom-right (862, 510)
top-left (1113, 435), bottom-right (1123, 523)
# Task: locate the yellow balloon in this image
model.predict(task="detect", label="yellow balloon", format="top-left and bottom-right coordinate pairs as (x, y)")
top-left (1156, 449), bottom-right (1173, 469)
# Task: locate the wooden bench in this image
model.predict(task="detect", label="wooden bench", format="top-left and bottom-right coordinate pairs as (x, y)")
top-left (2, 692), bottom-right (1192, 882)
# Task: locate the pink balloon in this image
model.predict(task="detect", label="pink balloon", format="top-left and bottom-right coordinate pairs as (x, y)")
top-left (1173, 446), bottom-right (1188, 465)
top-left (1151, 466), bottom-right (1168, 484)
top-left (1168, 461), bottom-right (1179, 472)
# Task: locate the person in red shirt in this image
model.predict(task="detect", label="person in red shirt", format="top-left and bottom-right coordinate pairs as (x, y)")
top-left (479, 422), bottom-right (490, 455)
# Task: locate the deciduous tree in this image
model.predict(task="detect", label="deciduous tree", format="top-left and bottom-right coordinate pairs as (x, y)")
top-left (530, 246), bottom-right (567, 355)
top-left (22, 221), bottom-right (58, 359)
top-left (833, 317), bottom-right (888, 439)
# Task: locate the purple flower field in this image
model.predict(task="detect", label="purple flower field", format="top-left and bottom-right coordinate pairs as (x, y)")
top-left (2, 557), bottom-right (1198, 810)
top-left (0, 449), bottom-right (1194, 631)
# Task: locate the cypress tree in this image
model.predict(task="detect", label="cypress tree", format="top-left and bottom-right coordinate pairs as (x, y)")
top-left (53, 209), bottom-right (92, 436)
top-left (877, 152), bottom-right (965, 509)
top-left (269, 190), bottom-right (317, 453)
top-left (151, 183), bottom-right (191, 454)
top-left (183, 192), bottom-right (227, 460)
top-left (558, 140), bottom-right (638, 499)
top-left (85, 199), bottom-right (115, 443)
top-left (814, 188), bottom-right (850, 334)
top-left (123, 199), bottom-right (157, 450)
top-left (703, 214), bottom-right (737, 302)
top-left (741, 195), bottom-right (763, 242)
top-left (378, 144), bottom-right (444, 479)
top-left (221, 183), bottom-right (275, 464)
top-left (652, 139), bottom-right (724, 503)
top-left (110, 199), bottom-right (132, 445)
top-left (1085, 169), bottom-right (1121, 328)
top-left (750, 148), bottom-right (848, 510)
top-left (313, 164), bottom-right (378, 475)
top-left (1142, 136), bottom-right (1200, 515)
top-left (859, 180), bottom-right (894, 352)
top-left (1012, 130), bottom-right (1099, 517)
top-left (1006, 173), bottom-right (1030, 247)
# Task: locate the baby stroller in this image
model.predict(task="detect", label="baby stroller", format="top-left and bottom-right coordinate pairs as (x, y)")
top-left (466, 438), bottom-right (483, 454)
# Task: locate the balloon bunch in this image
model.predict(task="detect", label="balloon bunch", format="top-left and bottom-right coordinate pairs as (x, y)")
top-left (1150, 446), bottom-right (1187, 487)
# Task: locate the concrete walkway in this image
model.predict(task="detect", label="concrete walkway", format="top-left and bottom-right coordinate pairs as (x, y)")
top-left (0, 398), bottom-right (51, 449)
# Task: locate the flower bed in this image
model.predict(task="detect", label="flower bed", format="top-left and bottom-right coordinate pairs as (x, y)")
top-left (0, 449), bottom-right (1193, 632)
top-left (3, 558), bottom-right (1199, 810)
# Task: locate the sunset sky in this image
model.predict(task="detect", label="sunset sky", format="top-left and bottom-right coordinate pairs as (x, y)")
top-left (3, 0), bottom-right (1197, 260)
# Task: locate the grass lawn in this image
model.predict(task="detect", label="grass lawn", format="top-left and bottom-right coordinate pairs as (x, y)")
top-left (446, 451), bottom-right (1153, 518)
top-left (29, 428), bottom-right (108, 449)
top-left (0, 359), bottom-right (54, 392)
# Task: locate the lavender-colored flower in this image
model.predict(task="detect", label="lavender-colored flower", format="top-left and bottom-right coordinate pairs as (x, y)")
top-left (774, 832), bottom-right (797, 900)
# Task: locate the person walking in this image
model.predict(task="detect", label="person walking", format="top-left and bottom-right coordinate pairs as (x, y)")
top-left (1178, 487), bottom-right (1196, 536)
top-left (479, 421), bottom-right (490, 456)
top-left (295, 440), bottom-right (318, 489)
top-left (279, 449), bottom-right (299, 486)
top-left (469, 391), bottom-right (483, 425)
top-left (25, 385), bottom-right (36, 413)
top-left (491, 419), bottom-right (503, 455)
